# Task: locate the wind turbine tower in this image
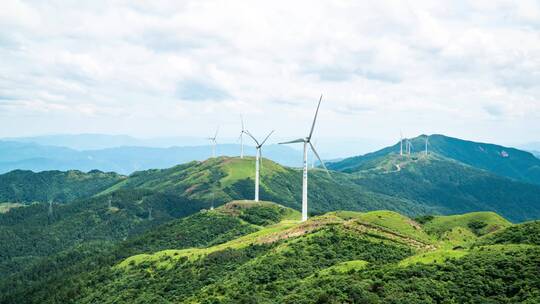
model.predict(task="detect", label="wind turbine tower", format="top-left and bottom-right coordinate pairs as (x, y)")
top-left (280, 95), bottom-right (330, 222)
top-left (207, 127), bottom-right (219, 158)
top-left (245, 129), bottom-right (274, 201)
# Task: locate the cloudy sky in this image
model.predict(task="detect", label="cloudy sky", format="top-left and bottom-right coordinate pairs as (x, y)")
top-left (1, 0), bottom-right (539, 147)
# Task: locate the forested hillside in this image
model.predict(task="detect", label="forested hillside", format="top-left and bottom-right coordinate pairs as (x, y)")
top-left (328, 134), bottom-right (540, 185)
top-left (3, 201), bottom-right (538, 304)
top-left (0, 189), bottom-right (204, 277)
top-left (0, 169), bottom-right (123, 203)
top-left (345, 153), bottom-right (540, 222)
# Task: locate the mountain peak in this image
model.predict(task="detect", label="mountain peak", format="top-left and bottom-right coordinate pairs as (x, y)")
top-left (329, 134), bottom-right (540, 184)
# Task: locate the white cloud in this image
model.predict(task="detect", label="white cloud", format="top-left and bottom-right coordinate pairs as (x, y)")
top-left (0, 0), bottom-right (539, 146)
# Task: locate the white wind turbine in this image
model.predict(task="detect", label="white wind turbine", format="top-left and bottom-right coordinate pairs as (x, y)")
top-left (244, 129), bottom-right (274, 202)
top-left (207, 127), bottom-right (219, 158)
top-left (407, 139), bottom-right (413, 155)
top-left (239, 116), bottom-right (246, 159)
top-left (279, 95), bottom-right (330, 222)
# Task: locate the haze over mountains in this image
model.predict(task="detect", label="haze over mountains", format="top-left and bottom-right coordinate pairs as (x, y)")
top-left (0, 140), bottom-right (302, 174)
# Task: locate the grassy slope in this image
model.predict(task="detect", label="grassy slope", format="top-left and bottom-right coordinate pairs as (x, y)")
top-left (423, 211), bottom-right (511, 236)
top-left (116, 209), bottom-right (510, 272)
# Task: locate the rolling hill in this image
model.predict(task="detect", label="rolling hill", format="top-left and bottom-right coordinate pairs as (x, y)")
top-left (4, 153), bottom-right (540, 222)
top-left (341, 153), bottom-right (540, 222)
top-left (2, 201), bottom-right (537, 304)
top-left (102, 156), bottom-right (435, 216)
top-left (328, 134), bottom-right (540, 185)
top-left (0, 169), bottom-right (123, 203)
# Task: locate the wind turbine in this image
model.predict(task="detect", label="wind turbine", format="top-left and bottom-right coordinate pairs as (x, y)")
top-left (245, 129), bottom-right (274, 202)
top-left (407, 139), bottom-right (413, 155)
top-left (207, 127), bottom-right (219, 158)
top-left (279, 95), bottom-right (330, 222)
top-left (239, 116), bottom-right (246, 159)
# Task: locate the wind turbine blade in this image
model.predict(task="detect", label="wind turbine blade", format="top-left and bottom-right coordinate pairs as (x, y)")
top-left (260, 130), bottom-right (274, 147)
top-left (214, 126), bottom-right (220, 139)
top-left (244, 130), bottom-right (260, 146)
top-left (279, 138), bottom-right (305, 145)
top-left (241, 115), bottom-right (245, 130)
top-left (309, 142), bottom-right (331, 178)
top-left (308, 94), bottom-right (323, 140)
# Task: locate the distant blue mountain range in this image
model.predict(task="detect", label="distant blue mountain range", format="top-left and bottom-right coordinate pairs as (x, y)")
top-left (0, 141), bottom-right (302, 174)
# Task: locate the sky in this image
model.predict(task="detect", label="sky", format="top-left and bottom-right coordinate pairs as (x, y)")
top-left (1, 0), bottom-right (540, 149)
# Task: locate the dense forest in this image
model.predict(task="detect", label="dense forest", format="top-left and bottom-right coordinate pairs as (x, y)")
top-left (2, 201), bottom-right (539, 303)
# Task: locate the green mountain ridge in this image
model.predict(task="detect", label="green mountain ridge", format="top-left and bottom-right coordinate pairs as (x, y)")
top-left (328, 134), bottom-right (540, 185)
top-left (343, 152), bottom-right (540, 222)
top-left (0, 169), bottom-right (124, 203)
top-left (102, 156), bottom-right (435, 216)
top-left (3, 201), bottom-right (537, 304)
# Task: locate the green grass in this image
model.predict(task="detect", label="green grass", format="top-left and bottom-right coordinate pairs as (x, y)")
top-left (423, 212), bottom-right (511, 237)
top-left (220, 158), bottom-right (254, 187)
top-left (318, 260), bottom-right (368, 275)
top-left (437, 226), bottom-right (479, 249)
top-left (399, 249), bottom-right (469, 267)
top-left (353, 210), bottom-right (433, 243)
top-left (217, 200), bottom-right (301, 223)
top-left (0, 203), bottom-right (24, 213)
top-left (117, 219), bottom-right (301, 269)
top-left (220, 157), bottom-right (287, 186)
top-left (471, 243), bottom-right (539, 253)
